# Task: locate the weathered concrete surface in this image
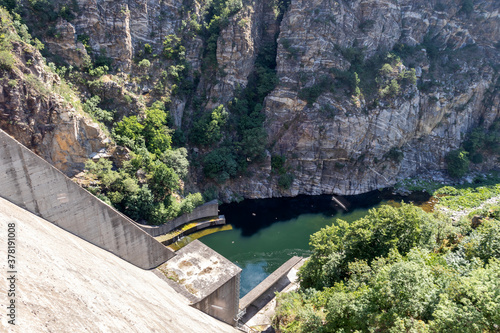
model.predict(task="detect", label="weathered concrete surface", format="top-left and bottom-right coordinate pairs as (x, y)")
top-left (158, 240), bottom-right (242, 326)
top-left (0, 197), bottom-right (239, 332)
top-left (138, 200), bottom-right (220, 237)
top-left (0, 130), bottom-right (173, 269)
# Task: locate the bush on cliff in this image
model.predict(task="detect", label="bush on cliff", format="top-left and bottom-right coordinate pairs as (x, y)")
top-left (446, 149), bottom-right (469, 178)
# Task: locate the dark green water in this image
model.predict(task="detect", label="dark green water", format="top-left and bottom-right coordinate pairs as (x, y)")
top-left (199, 191), bottom-right (430, 297)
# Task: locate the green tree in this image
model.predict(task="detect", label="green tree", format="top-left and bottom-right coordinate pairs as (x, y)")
top-left (113, 115), bottom-right (144, 148)
top-left (445, 149), bottom-right (469, 178)
top-left (299, 204), bottom-right (439, 289)
top-left (203, 147), bottom-right (238, 183)
top-left (122, 185), bottom-right (155, 221)
top-left (241, 127), bottom-right (267, 162)
top-left (161, 148), bottom-right (190, 179)
top-left (179, 193), bottom-right (204, 215)
top-left (143, 104), bottom-right (172, 154)
top-left (190, 105), bottom-right (228, 146)
top-left (149, 163), bottom-right (179, 202)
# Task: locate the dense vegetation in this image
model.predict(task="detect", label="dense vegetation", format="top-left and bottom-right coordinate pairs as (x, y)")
top-left (274, 191), bottom-right (500, 332)
top-left (444, 120), bottom-right (500, 178)
top-left (82, 101), bottom-right (204, 224)
top-left (185, 0), bottom-right (292, 185)
top-left (0, 7), bottom-right (203, 225)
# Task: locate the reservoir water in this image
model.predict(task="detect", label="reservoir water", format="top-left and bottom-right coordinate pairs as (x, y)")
top-left (198, 190), bottom-right (430, 297)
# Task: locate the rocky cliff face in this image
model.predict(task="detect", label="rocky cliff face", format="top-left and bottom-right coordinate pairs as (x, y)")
top-left (219, 0), bottom-right (500, 199)
top-left (0, 12), bottom-right (112, 176)
top-left (3, 0), bottom-right (500, 198)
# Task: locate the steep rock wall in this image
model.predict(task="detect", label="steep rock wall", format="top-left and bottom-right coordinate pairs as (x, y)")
top-left (218, 0), bottom-right (500, 198)
top-left (7, 0), bottom-right (500, 199)
top-left (0, 20), bottom-right (112, 176)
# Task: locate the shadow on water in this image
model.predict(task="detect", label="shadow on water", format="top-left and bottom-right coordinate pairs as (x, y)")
top-left (219, 189), bottom-right (431, 237)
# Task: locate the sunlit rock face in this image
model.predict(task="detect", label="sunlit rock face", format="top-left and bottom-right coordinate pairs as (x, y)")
top-left (0, 25), bottom-right (111, 176)
top-left (11, 0), bottom-right (500, 197)
top-left (217, 0), bottom-right (500, 200)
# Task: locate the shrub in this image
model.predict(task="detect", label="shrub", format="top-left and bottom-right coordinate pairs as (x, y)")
top-left (88, 65), bottom-right (108, 77)
top-left (387, 79), bottom-right (400, 96)
top-left (162, 34), bottom-right (185, 60)
top-left (271, 155), bottom-right (286, 174)
top-left (77, 34), bottom-right (91, 53)
top-left (445, 149), bottom-right (469, 178)
top-left (137, 59), bottom-right (150, 68)
top-left (400, 68), bottom-right (417, 85)
top-left (241, 127), bottom-right (267, 162)
top-left (143, 104), bottom-right (172, 154)
top-left (202, 185), bottom-right (219, 201)
top-left (203, 147), bottom-right (238, 183)
top-left (278, 173), bottom-right (294, 189)
top-left (461, 0), bottom-right (474, 14)
top-left (379, 63), bottom-right (393, 76)
top-left (298, 75), bottom-right (334, 106)
top-left (179, 193), bottom-right (204, 215)
top-left (112, 115), bottom-right (144, 147)
top-left (190, 105), bottom-right (228, 146)
top-left (0, 50), bottom-right (15, 70)
top-left (94, 49), bottom-right (113, 68)
top-left (161, 148), bottom-right (189, 179)
top-left (82, 95), bottom-right (114, 122)
top-left (149, 163), bottom-right (179, 202)
top-left (386, 147), bottom-right (404, 163)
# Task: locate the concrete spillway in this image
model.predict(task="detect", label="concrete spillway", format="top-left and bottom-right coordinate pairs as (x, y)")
top-left (0, 196), bottom-right (239, 332)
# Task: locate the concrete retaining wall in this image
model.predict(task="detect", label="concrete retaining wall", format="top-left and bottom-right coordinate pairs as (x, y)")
top-left (0, 130), bottom-right (174, 269)
top-left (193, 272), bottom-right (241, 326)
top-left (137, 200), bottom-right (220, 237)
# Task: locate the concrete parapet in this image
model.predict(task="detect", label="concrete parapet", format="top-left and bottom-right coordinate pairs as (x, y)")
top-left (0, 130), bottom-right (174, 269)
top-left (137, 200), bottom-right (220, 237)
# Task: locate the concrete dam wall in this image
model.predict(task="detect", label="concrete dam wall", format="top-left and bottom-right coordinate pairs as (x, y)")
top-left (0, 196), bottom-right (239, 332)
top-left (0, 130), bottom-right (174, 269)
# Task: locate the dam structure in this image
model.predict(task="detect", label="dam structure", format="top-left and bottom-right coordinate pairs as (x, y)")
top-left (0, 129), bottom-right (174, 269)
top-left (0, 129), bottom-right (241, 331)
top-left (0, 129), bottom-right (302, 331)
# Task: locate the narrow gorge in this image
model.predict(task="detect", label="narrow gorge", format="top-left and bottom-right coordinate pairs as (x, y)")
top-left (1, 0), bottom-right (498, 203)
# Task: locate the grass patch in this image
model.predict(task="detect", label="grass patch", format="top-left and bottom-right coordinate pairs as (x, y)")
top-left (434, 184), bottom-right (500, 210)
top-left (395, 179), bottom-right (443, 193)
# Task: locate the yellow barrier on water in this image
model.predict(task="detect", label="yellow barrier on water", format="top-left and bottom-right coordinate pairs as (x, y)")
top-left (167, 225), bottom-right (233, 251)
